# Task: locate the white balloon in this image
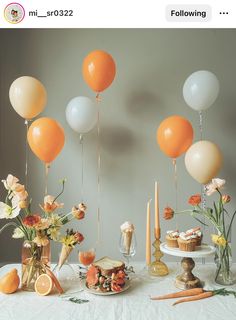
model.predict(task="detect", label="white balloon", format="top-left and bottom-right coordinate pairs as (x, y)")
top-left (65, 96), bottom-right (98, 134)
top-left (183, 70), bottom-right (219, 111)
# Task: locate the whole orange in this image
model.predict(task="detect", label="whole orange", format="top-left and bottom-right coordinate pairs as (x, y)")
top-left (0, 268), bottom-right (20, 294)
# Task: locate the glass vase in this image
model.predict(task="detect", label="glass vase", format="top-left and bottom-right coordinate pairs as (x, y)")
top-left (53, 260), bottom-right (76, 292)
top-left (214, 243), bottom-right (235, 285)
top-left (21, 240), bottom-right (51, 291)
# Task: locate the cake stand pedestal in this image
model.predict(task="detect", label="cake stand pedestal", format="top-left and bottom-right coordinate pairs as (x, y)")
top-left (160, 243), bottom-right (215, 290)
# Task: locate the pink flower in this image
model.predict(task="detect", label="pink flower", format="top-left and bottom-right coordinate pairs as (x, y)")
top-left (1, 174), bottom-right (19, 191)
top-left (205, 178), bottom-right (225, 196)
top-left (14, 184), bottom-right (28, 201)
top-left (222, 195), bottom-right (231, 204)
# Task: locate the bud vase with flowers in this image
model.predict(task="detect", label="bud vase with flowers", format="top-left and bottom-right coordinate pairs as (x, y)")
top-left (0, 174), bottom-right (85, 291)
top-left (163, 178), bottom-right (236, 285)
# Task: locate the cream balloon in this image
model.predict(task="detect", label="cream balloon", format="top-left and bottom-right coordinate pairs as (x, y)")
top-left (185, 140), bottom-right (223, 184)
top-left (9, 76), bottom-right (47, 120)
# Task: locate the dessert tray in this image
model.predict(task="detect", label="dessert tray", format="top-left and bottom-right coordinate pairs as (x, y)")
top-left (83, 280), bottom-right (131, 296)
top-left (160, 243), bottom-right (216, 290)
top-left (160, 243), bottom-right (215, 258)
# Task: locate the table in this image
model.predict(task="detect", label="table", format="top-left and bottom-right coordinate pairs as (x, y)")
top-left (0, 263), bottom-right (236, 320)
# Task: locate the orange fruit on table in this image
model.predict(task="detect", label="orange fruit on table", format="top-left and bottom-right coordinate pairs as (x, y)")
top-left (0, 268), bottom-right (20, 294)
top-left (35, 274), bottom-right (53, 296)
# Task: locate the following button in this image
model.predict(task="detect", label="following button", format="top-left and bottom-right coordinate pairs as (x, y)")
top-left (166, 4), bottom-right (212, 22)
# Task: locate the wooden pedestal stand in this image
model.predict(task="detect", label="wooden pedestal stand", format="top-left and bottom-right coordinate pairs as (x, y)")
top-left (160, 243), bottom-right (215, 289)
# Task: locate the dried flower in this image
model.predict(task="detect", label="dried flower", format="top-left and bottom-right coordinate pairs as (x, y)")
top-left (23, 214), bottom-right (41, 227)
top-left (188, 194), bottom-right (201, 206)
top-left (163, 206), bottom-right (174, 220)
top-left (211, 234), bottom-right (227, 247)
top-left (206, 178), bottom-right (225, 196)
top-left (222, 195), bottom-right (231, 204)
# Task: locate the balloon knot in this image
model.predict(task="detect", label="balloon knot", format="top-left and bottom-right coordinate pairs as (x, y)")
top-left (96, 93), bottom-right (102, 103)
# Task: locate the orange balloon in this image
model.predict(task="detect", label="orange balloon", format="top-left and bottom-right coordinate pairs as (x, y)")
top-left (82, 50), bottom-right (116, 93)
top-left (157, 115), bottom-right (194, 158)
top-left (27, 117), bottom-right (65, 164)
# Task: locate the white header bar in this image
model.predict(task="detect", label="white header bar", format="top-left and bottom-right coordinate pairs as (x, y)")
top-left (0, 0), bottom-right (235, 28)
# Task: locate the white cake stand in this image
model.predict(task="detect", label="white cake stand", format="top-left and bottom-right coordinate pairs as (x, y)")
top-left (160, 243), bottom-right (216, 289)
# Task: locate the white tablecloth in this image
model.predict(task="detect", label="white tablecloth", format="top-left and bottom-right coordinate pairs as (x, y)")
top-left (0, 263), bottom-right (236, 320)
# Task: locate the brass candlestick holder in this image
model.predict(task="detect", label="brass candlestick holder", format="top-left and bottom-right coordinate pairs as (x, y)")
top-left (148, 228), bottom-right (169, 276)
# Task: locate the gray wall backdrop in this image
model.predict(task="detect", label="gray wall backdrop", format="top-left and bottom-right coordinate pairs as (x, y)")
top-left (0, 29), bottom-right (236, 264)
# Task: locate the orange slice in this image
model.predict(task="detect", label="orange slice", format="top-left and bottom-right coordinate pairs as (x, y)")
top-left (35, 274), bottom-right (53, 296)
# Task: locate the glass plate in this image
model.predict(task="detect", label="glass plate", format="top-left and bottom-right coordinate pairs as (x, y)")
top-left (83, 280), bottom-right (131, 296)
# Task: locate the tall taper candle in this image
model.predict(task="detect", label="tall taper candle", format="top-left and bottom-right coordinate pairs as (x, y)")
top-left (155, 181), bottom-right (160, 238)
top-left (146, 200), bottom-right (151, 266)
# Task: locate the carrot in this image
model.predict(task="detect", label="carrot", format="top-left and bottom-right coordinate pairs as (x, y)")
top-left (151, 288), bottom-right (204, 300)
top-left (173, 291), bottom-right (213, 306)
top-left (45, 268), bottom-right (64, 294)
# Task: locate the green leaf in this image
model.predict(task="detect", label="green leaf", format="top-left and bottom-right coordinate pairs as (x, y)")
top-left (193, 216), bottom-right (208, 227)
top-left (213, 201), bottom-right (218, 217)
top-left (68, 297), bottom-right (89, 304)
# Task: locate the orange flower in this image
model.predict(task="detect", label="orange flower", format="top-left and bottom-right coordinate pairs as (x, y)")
top-left (74, 232), bottom-right (84, 243)
top-left (42, 195), bottom-right (64, 213)
top-left (222, 194), bottom-right (231, 204)
top-left (163, 207), bottom-right (174, 220)
top-left (188, 194), bottom-right (201, 206)
top-left (23, 214), bottom-right (41, 227)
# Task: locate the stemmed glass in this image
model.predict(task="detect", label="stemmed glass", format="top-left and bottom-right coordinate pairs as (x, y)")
top-left (78, 247), bottom-right (96, 275)
top-left (119, 231), bottom-right (137, 271)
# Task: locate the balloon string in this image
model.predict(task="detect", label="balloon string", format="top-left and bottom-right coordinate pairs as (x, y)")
top-left (199, 111), bottom-right (203, 140)
top-left (45, 163), bottom-right (50, 196)
top-left (201, 184), bottom-right (207, 265)
top-left (96, 93), bottom-right (101, 246)
top-left (80, 134), bottom-right (84, 202)
top-left (173, 158), bottom-right (178, 230)
top-left (24, 120), bottom-right (29, 189)
top-left (199, 110), bottom-right (206, 264)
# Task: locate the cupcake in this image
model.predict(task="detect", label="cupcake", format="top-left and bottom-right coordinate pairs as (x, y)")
top-left (177, 232), bottom-right (197, 251)
top-left (185, 227), bottom-right (202, 246)
top-left (166, 230), bottom-right (179, 248)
